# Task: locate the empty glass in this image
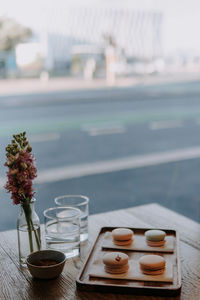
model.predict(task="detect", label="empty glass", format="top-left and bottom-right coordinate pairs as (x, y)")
top-left (55, 195), bottom-right (89, 242)
top-left (43, 206), bottom-right (81, 258)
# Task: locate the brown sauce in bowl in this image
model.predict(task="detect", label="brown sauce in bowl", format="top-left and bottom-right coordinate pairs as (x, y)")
top-left (33, 259), bottom-right (59, 266)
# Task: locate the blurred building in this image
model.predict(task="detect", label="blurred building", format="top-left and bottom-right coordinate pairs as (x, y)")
top-left (41, 7), bottom-right (163, 76)
top-left (2, 0), bottom-right (200, 78)
top-left (4, 4), bottom-right (163, 78)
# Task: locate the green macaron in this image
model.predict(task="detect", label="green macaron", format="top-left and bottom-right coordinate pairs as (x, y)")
top-left (145, 229), bottom-right (166, 242)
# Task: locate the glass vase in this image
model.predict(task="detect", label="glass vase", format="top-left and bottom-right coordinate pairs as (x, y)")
top-left (17, 198), bottom-right (41, 266)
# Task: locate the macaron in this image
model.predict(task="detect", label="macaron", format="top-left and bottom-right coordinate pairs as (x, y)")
top-left (112, 228), bottom-right (134, 246)
top-left (145, 229), bottom-right (166, 247)
top-left (103, 252), bottom-right (129, 274)
top-left (139, 255), bottom-right (166, 275)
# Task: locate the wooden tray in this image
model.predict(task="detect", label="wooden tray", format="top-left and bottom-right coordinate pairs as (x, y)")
top-left (76, 227), bottom-right (181, 296)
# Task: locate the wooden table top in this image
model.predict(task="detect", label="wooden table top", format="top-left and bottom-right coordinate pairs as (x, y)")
top-left (0, 203), bottom-right (200, 300)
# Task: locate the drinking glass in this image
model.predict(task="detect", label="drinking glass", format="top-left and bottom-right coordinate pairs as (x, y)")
top-left (55, 195), bottom-right (89, 242)
top-left (44, 206), bottom-right (81, 258)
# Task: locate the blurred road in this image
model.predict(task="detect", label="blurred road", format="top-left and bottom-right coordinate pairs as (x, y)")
top-left (1, 79), bottom-right (200, 230)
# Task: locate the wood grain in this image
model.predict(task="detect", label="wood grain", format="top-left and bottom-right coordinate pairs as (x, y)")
top-left (0, 203), bottom-right (199, 300)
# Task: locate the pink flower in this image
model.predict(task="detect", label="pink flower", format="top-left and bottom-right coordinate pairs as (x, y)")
top-left (5, 133), bottom-right (37, 205)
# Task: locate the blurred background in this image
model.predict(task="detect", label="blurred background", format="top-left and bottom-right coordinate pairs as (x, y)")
top-left (0, 0), bottom-right (200, 230)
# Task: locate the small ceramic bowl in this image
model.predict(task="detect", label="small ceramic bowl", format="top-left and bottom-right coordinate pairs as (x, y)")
top-left (26, 250), bottom-right (66, 279)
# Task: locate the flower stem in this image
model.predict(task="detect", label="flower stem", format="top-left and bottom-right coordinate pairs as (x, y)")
top-left (22, 204), bottom-right (34, 253)
top-left (30, 218), bottom-right (41, 250)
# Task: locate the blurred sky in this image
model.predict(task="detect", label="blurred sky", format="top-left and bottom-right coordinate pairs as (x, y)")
top-left (0, 0), bottom-right (200, 55)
